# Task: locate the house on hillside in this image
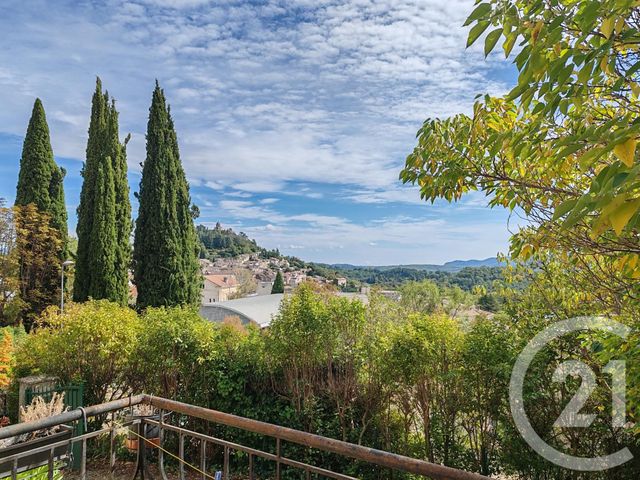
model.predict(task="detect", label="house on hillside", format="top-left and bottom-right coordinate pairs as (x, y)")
top-left (201, 274), bottom-right (238, 304)
top-left (284, 272), bottom-right (306, 287)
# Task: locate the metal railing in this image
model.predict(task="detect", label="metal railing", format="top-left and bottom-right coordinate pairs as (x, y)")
top-left (0, 394), bottom-right (491, 480)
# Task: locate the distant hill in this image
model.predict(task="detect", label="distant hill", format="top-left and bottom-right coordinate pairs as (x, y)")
top-left (327, 264), bottom-right (503, 290)
top-left (197, 224), bottom-right (504, 290)
top-left (197, 223), bottom-right (261, 259)
top-left (332, 257), bottom-right (501, 273)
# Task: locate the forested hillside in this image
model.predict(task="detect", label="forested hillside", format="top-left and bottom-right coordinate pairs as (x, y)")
top-left (197, 223), bottom-right (261, 258)
top-left (329, 265), bottom-right (503, 290)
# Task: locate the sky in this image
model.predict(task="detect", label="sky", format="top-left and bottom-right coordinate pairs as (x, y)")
top-left (0, 0), bottom-right (519, 265)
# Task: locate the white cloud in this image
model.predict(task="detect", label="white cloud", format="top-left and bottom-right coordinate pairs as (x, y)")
top-left (0, 0), bottom-right (512, 197)
top-left (0, 0), bottom-right (514, 262)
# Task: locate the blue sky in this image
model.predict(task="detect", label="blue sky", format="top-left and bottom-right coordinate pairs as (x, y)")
top-left (0, 0), bottom-right (519, 265)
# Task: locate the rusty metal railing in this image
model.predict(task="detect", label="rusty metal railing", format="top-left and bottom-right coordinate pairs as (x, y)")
top-left (0, 394), bottom-right (490, 480)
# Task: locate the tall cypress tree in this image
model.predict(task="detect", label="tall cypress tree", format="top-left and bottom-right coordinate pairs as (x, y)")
top-left (88, 161), bottom-right (117, 298)
top-left (133, 81), bottom-right (200, 308)
top-left (74, 78), bottom-right (131, 304)
top-left (109, 99), bottom-right (133, 305)
top-left (15, 98), bottom-right (68, 255)
top-left (15, 99), bottom-right (68, 326)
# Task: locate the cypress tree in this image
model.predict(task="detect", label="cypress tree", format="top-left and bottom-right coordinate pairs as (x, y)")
top-left (110, 100), bottom-right (133, 305)
top-left (74, 78), bottom-right (131, 303)
top-left (88, 161), bottom-right (117, 298)
top-left (133, 81), bottom-right (200, 308)
top-left (15, 98), bottom-right (68, 255)
top-left (271, 271), bottom-right (284, 294)
top-left (15, 99), bottom-right (67, 325)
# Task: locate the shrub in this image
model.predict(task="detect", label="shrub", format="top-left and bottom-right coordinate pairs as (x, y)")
top-left (15, 300), bottom-right (141, 408)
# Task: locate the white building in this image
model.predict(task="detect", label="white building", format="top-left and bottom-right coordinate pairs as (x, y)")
top-left (256, 281), bottom-right (274, 296)
top-left (201, 274), bottom-right (238, 304)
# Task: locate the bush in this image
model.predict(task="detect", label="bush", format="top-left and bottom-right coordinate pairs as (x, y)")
top-left (15, 300), bottom-right (140, 409)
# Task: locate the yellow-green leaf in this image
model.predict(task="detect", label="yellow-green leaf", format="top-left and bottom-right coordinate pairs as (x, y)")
top-left (608, 198), bottom-right (640, 235)
top-left (613, 138), bottom-right (637, 167)
top-left (464, 3), bottom-right (492, 26)
top-left (485, 29), bottom-right (502, 56)
top-left (600, 17), bottom-right (615, 39)
top-left (503, 32), bottom-right (517, 57)
top-left (590, 214), bottom-right (609, 239)
top-left (467, 21), bottom-right (490, 48)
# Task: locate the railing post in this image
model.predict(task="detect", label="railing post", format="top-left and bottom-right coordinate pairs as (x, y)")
top-left (48, 447), bottom-right (54, 480)
top-left (11, 458), bottom-right (17, 480)
top-left (276, 437), bottom-right (281, 480)
top-left (200, 439), bottom-right (206, 480)
top-left (223, 446), bottom-right (229, 480)
top-left (140, 420), bottom-right (147, 480)
top-left (158, 410), bottom-right (165, 479)
top-left (110, 414), bottom-right (116, 478)
top-left (80, 436), bottom-right (87, 480)
top-left (248, 453), bottom-right (253, 480)
top-left (179, 432), bottom-right (185, 480)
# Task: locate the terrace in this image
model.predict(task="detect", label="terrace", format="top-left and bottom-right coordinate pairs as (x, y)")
top-left (0, 395), bottom-right (489, 480)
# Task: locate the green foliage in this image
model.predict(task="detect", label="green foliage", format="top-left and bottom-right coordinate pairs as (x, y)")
top-left (15, 279), bottom-right (640, 478)
top-left (134, 306), bottom-right (219, 399)
top-left (1, 463), bottom-right (63, 480)
top-left (133, 82), bottom-right (200, 309)
top-left (13, 101), bottom-right (67, 326)
top-left (398, 280), bottom-right (441, 314)
top-left (74, 78), bottom-right (131, 304)
top-left (0, 203), bottom-right (21, 326)
top-left (477, 293), bottom-right (500, 312)
top-left (333, 265), bottom-right (504, 290)
top-left (400, 0), bottom-right (640, 311)
top-left (271, 271), bottom-right (284, 294)
top-left (15, 301), bottom-right (140, 409)
top-left (197, 223), bottom-right (261, 259)
top-left (14, 205), bottom-right (62, 331)
top-left (15, 99), bottom-right (68, 258)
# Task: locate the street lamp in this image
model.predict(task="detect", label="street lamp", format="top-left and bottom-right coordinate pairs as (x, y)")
top-left (61, 260), bottom-right (74, 312)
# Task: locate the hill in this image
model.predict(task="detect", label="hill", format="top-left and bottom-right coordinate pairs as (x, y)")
top-left (197, 224), bottom-right (504, 290)
top-left (326, 265), bottom-right (503, 290)
top-left (197, 223), bottom-right (261, 259)
top-left (332, 257), bottom-right (500, 272)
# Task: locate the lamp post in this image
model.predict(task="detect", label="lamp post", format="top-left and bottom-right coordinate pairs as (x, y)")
top-left (61, 260), bottom-right (74, 312)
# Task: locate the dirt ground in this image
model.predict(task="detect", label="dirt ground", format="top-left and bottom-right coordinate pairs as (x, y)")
top-left (64, 460), bottom-right (208, 479)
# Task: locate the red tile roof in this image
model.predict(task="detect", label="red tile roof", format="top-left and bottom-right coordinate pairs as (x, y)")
top-left (204, 274), bottom-right (238, 288)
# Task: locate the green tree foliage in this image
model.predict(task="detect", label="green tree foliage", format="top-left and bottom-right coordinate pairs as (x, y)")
top-left (197, 223), bottom-right (261, 259)
top-left (14, 100), bottom-right (67, 324)
top-left (271, 271), bottom-right (284, 294)
top-left (400, 0), bottom-right (640, 314)
top-left (398, 4), bottom-right (640, 467)
top-left (14, 205), bottom-right (62, 331)
top-left (133, 82), bottom-right (200, 308)
top-left (398, 280), bottom-right (441, 314)
top-left (0, 202), bottom-right (22, 326)
top-left (16, 301), bottom-right (140, 411)
top-left (15, 99), bottom-right (68, 257)
top-left (74, 79), bottom-right (131, 304)
top-left (89, 162), bottom-right (118, 298)
top-left (385, 314), bottom-right (464, 464)
top-left (14, 282), bottom-right (640, 477)
top-left (333, 265), bottom-right (504, 291)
